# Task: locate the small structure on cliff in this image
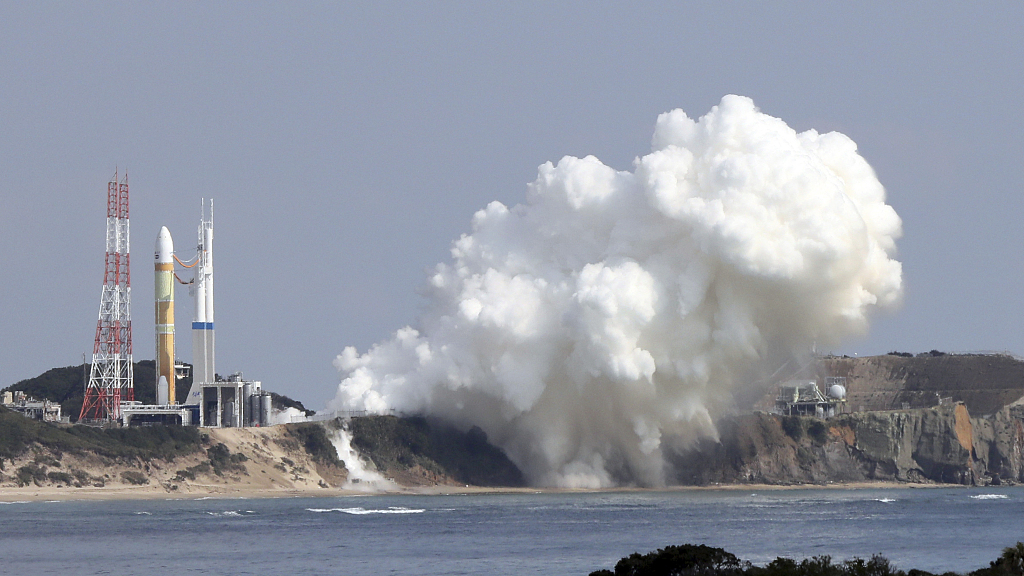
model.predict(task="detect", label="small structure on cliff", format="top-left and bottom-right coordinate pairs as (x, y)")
top-left (775, 379), bottom-right (846, 417)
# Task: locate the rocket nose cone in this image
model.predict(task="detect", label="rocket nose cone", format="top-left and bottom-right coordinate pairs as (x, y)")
top-left (156, 226), bottom-right (173, 263)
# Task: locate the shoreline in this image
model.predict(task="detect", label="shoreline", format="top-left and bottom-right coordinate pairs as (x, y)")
top-left (0, 480), bottom-right (983, 503)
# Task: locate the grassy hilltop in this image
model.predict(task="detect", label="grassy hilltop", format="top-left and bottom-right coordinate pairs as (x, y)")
top-left (1, 360), bottom-right (190, 420)
top-left (1, 361), bottom-right (317, 422)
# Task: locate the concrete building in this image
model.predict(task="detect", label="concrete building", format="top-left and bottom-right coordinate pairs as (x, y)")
top-left (3, 391), bottom-right (63, 423)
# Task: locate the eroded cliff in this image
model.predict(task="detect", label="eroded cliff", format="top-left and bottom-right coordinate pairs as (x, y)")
top-left (673, 403), bottom-right (1024, 486)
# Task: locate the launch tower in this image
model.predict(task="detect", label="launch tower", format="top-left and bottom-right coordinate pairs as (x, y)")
top-left (80, 171), bottom-right (133, 422)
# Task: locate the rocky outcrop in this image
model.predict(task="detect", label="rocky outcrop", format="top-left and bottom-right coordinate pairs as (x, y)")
top-left (672, 403), bottom-right (1024, 486)
top-left (814, 354), bottom-right (1024, 415)
top-left (971, 404), bottom-right (1024, 484)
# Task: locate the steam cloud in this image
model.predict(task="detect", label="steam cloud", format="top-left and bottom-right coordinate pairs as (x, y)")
top-left (328, 95), bottom-right (902, 487)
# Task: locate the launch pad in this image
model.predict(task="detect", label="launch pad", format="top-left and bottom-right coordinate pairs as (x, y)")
top-left (82, 175), bottom-right (282, 428)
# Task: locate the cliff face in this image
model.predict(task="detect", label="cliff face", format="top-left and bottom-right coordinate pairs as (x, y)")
top-left (813, 354), bottom-right (1024, 415)
top-left (672, 404), bottom-right (1024, 486)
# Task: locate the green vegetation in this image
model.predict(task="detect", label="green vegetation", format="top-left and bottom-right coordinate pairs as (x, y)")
top-left (1, 360), bottom-right (192, 421)
top-left (3, 361), bottom-right (313, 422)
top-left (589, 543), bottom-right (1024, 576)
top-left (270, 392), bottom-right (315, 416)
top-left (779, 417), bottom-right (828, 446)
top-left (46, 471), bottom-right (73, 485)
top-left (120, 471), bottom-right (149, 485)
top-left (807, 420), bottom-right (828, 445)
top-left (781, 416), bottom-right (803, 441)
top-left (349, 415), bottom-right (525, 487)
top-left (0, 405), bottom-right (202, 464)
top-left (206, 442), bottom-right (248, 476)
top-left (287, 423), bottom-right (343, 467)
top-left (15, 464), bottom-right (48, 487)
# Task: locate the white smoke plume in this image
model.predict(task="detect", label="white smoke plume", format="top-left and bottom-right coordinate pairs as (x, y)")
top-left (268, 406), bottom-right (306, 425)
top-left (328, 95), bottom-right (902, 488)
top-left (329, 427), bottom-right (396, 492)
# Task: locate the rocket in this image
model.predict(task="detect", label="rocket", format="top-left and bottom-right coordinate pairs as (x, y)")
top-left (191, 201), bottom-right (215, 386)
top-left (155, 226), bottom-right (175, 404)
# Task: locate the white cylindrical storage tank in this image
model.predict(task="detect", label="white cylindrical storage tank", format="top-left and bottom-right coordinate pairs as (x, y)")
top-left (250, 394), bottom-right (261, 426)
top-left (260, 394), bottom-right (272, 426)
top-left (242, 383), bottom-right (252, 426)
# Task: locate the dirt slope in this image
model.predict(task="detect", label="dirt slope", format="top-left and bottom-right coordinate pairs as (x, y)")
top-left (0, 425), bottom-right (347, 498)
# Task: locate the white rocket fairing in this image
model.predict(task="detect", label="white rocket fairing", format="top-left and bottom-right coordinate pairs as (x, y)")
top-left (155, 226), bottom-right (175, 405)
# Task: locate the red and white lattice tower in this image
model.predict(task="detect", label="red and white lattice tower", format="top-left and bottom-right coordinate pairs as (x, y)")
top-left (80, 171), bottom-right (134, 422)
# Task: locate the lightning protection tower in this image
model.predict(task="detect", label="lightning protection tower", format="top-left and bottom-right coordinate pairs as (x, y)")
top-left (80, 171), bottom-right (134, 422)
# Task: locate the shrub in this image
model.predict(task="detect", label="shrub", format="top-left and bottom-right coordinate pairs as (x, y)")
top-left (592, 542), bottom-right (1024, 576)
top-left (207, 443), bottom-right (246, 476)
top-left (597, 544), bottom-right (745, 576)
top-left (781, 416), bottom-right (803, 441)
top-left (287, 423), bottom-right (342, 466)
top-left (120, 471), bottom-right (149, 485)
top-left (47, 471), bottom-right (73, 485)
top-left (807, 421), bottom-right (828, 445)
top-left (16, 464), bottom-right (47, 487)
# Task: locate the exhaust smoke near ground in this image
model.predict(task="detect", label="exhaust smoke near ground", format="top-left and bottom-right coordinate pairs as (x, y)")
top-left (327, 95), bottom-right (902, 487)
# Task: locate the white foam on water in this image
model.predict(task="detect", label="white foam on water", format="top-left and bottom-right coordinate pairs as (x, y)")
top-left (306, 506), bottom-right (425, 515)
top-left (205, 510), bottom-right (245, 516)
top-left (969, 494), bottom-right (1008, 500)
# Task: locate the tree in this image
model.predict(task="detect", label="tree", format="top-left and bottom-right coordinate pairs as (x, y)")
top-left (999, 543), bottom-right (1024, 576)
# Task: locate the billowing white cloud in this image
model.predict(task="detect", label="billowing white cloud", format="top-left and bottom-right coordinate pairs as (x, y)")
top-left (328, 95), bottom-right (902, 487)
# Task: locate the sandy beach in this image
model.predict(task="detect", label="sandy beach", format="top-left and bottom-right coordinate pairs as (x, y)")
top-left (0, 479), bottom-right (965, 503)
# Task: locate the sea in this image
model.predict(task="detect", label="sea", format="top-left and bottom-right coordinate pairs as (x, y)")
top-left (0, 487), bottom-right (1021, 575)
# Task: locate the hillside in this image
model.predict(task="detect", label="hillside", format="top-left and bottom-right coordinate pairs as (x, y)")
top-left (1, 361), bottom-right (190, 420)
top-left (2, 362), bottom-right (314, 421)
top-left (0, 408), bottom-right (524, 495)
top-left (347, 415), bottom-right (526, 487)
top-left (752, 353), bottom-right (1024, 416)
top-left (817, 353), bottom-right (1024, 415)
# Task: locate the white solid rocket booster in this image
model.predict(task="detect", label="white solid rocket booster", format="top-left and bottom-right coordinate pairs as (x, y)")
top-left (155, 226), bottom-right (175, 405)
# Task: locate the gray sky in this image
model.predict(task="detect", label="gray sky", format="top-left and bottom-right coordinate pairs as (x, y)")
top-left (2, 3), bottom-right (1022, 408)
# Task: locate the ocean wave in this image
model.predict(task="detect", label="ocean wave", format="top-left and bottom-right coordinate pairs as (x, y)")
top-left (969, 494), bottom-right (1009, 500)
top-left (205, 510), bottom-right (255, 516)
top-left (306, 506), bottom-right (425, 515)
top-left (135, 511), bottom-right (152, 515)
top-left (874, 498), bottom-right (896, 503)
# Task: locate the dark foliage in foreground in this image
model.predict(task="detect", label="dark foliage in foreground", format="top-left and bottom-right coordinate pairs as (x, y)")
top-left (589, 543), bottom-right (1024, 576)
